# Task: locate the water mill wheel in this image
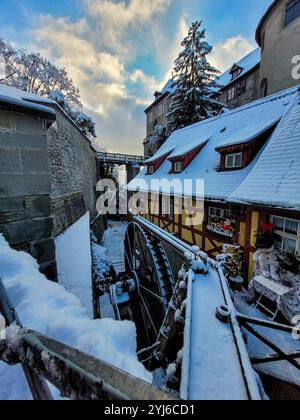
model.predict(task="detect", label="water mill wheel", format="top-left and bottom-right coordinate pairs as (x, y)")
top-left (124, 222), bottom-right (176, 350)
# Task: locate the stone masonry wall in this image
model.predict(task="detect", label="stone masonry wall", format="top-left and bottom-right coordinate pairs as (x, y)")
top-left (47, 106), bottom-right (98, 219)
top-left (0, 109), bottom-right (57, 281)
top-left (52, 192), bottom-right (86, 237)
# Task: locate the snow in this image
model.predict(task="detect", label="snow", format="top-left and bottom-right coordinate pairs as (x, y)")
top-left (0, 83), bottom-right (55, 115)
top-left (234, 291), bottom-right (300, 387)
top-left (213, 48), bottom-right (261, 93)
top-left (0, 234), bottom-right (151, 400)
top-left (100, 220), bottom-right (127, 270)
top-left (216, 117), bottom-right (280, 149)
top-left (55, 213), bottom-right (93, 318)
top-left (181, 267), bottom-right (252, 400)
top-left (92, 220), bottom-right (128, 319)
top-left (130, 86), bottom-right (298, 202)
top-left (230, 88), bottom-right (300, 210)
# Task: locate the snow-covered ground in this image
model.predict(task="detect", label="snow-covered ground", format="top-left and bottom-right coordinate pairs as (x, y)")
top-left (0, 233), bottom-right (151, 400)
top-left (55, 213), bottom-right (93, 318)
top-left (92, 219), bottom-right (128, 278)
top-left (92, 219), bottom-right (128, 319)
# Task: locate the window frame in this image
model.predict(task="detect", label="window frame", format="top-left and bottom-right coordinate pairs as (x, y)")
top-left (148, 164), bottom-right (154, 175)
top-left (285, 0), bottom-right (300, 27)
top-left (271, 215), bottom-right (300, 255)
top-left (227, 86), bottom-right (236, 102)
top-left (207, 207), bottom-right (234, 238)
top-left (162, 195), bottom-right (175, 221)
top-left (173, 160), bottom-right (183, 173)
top-left (225, 152), bottom-right (243, 169)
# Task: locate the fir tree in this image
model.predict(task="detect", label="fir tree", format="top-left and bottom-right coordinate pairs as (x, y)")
top-left (167, 21), bottom-right (222, 134)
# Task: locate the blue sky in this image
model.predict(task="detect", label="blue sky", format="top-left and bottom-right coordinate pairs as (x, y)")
top-left (0, 0), bottom-right (273, 153)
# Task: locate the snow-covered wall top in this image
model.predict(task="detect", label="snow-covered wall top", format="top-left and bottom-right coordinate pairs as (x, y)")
top-left (129, 86), bottom-right (299, 204)
top-left (0, 84), bottom-right (56, 115)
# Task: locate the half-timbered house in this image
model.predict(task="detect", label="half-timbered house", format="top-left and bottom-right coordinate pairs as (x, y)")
top-left (129, 86), bottom-right (300, 280)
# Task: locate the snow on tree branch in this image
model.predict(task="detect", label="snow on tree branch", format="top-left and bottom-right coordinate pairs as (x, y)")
top-left (0, 38), bottom-right (97, 139)
top-left (167, 21), bottom-right (222, 134)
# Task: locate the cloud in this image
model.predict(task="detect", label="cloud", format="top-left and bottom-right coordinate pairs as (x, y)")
top-left (209, 35), bottom-right (257, 72)
top-left (85, 0), bottom-right (173, 55)
top-left (26, 2), bottom-right (256, 155)
top-left (158, 13), bottom-right (190, 89)
top-left (28, 1), bottom-right (171, 152)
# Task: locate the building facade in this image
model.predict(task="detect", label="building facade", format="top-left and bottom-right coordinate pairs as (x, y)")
top-left (256, 0), bottom-right (300, 97)
top-left (130, 87), bottom-right (300, 281)
top-left (0, 91), bottom-right (58, 280)
top-left (212, 49), bottom-right (261, 109)
top-left (143, 81), bottom-right (174, 157)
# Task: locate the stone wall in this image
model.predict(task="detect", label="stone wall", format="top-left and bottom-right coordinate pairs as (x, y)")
top-left (215, 68), bottom-right (260, 109)
top-left (0, 108), bottom-right (57, 281)
top-left (52, 192), bottom-right (86, 237)
top-left (47, 105), bottom-right (98, 219)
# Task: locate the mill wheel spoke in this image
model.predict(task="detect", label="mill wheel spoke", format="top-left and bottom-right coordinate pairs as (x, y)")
top-left (140, 294), bottom-right (158, 337)
top-left (140, 285), bottom-right (164, 303)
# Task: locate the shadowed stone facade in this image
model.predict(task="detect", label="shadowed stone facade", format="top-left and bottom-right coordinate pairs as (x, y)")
top-left (0, 106), bottom-right (57, 280)
top-left (0, 89), bottom-right (102, 282)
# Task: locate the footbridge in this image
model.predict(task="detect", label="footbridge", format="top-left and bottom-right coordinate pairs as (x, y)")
top-left (96, 152), bottom-right (149, 183)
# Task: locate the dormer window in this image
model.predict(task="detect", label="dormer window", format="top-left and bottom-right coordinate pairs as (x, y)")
top-left (230, 65), bottom-right (243, 81)
top-left (148, 165), bottom-right (154, 174)
top-left (225, 153), bottom-right (243, 169)
top-left (174, 161), bottom-right (183, 173)
top-left (146, 152), bottom-right (170, 175)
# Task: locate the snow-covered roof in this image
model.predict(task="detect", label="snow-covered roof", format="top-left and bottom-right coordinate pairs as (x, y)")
top-left (161, 79), bottom-right (175, 95)
top-left (215, 117), bottom-right (280, 149)
top-left (129, 86), bottom-right (300, 204)
top-left (0, 84), bottom-right (55, 115)
top-left (214, 48), bottom-right (261, 93)
top-left (229, 88), bottom-right (300, 211)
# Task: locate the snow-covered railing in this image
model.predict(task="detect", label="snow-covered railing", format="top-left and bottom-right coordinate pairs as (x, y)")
top-left (0, 277), bottom-right (53, 400)
top-left (0, 278), bottom-right (176, 401)
top-left (0, 327), bottom-right (176, 401)
top-left (134, 216), bottom-right (216, 265)
top-left (134, 217), bottom-right (263, 400)
top-left (96, 152), bottom-right (148, 165)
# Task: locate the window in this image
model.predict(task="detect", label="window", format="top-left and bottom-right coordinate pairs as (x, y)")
top-left (227, 86), bottom-right (235, 102)
top-left (207, 207), bottom-right (234, 237)
top-left (174, 161), bottom-right (183, 173)
top-left (236, 78), bottom-right (246, 97)
top-left (225, 153), bottom-right (243, 169)
top-left (162, 196), bottom-right (174, 221)
top-left (271, 215), bottom-right (300, 255)
top-left (285, 0), bottom-right (300, 26)
top-left (148, 165), bottom-right (154, 174)
top-left (148, 112), bottom-right (154, 123)
top-left (231, 68), bottom-right (242, 81)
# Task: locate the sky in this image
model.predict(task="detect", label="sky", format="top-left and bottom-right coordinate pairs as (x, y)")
top-left (0, 0), bottom-right (273, 154)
